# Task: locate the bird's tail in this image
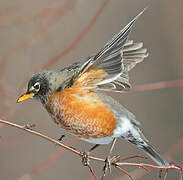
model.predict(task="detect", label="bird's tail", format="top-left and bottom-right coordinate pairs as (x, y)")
top-left (139, 143), bottom-right (169, 167)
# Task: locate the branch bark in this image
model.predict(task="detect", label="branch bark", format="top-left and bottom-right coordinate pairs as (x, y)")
top-left (0, 118), bottom-right (182, 180)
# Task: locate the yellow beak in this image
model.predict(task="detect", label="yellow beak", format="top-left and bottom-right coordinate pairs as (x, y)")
top-left (17, 93), bottom-right (34, 103)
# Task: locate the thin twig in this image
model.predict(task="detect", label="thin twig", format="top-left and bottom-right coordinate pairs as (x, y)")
top-left (116, 162), bottom-right (181, 172)
top-left (88, 163), bottom-right (97, 180)
top-left (115, 165), bottom-right (134, 180)
top-left (0, 118), bottom-right (182, 179)
top-left (30, 137), bottom-right (77, 175)
top-left (115, 155), bottom-right (147, 162)
top-left (131, 80), bottom-right (183, 93)
top-left (165, 137), bottom-right (183, 159)
top-left (39, 0), bottom-right (110, 70)
top-left (0, 119), bottom-right (104, 162)
top-left (179, 170), bottom-right (183, 180)
top-left (0, 119), bottom-right (80, 155)
top-left (98, 79), bottom-right (183, 94)
top-left (0, 1), bottom-right (77, 71)
top-left (17, 0), bottom-right (110, 95)
top-left (163, 170), bottom-right (168, 180)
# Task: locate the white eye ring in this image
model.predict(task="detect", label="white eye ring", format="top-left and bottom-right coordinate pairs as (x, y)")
top-left (33, 82), bottom-right (40, 92)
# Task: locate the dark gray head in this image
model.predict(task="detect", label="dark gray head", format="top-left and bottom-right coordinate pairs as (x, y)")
top-left (17, 70), bottom-right (70, 104)
top-left (27, 71), bottom-right (53, 103)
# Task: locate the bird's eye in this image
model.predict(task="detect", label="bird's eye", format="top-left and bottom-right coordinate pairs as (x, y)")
top-left (33, 82), bottom-right (40, 92)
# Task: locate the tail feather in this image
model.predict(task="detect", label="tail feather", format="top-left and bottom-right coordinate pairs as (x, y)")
top-left (140, 144), bottom-right (169, 167)
top-left (123, 41), bottom-right (148, 72)
top-left (120, 129), bottom-right (169, 167)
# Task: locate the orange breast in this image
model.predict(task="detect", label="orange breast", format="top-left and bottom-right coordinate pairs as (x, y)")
top-left (45, 89), bottom-right (117, 138)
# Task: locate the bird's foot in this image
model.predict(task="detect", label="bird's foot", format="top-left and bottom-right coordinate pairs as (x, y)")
top-left (23, 123), bottom-right (36, 130)
top-left (80, 151), bottom-right (90, 166)
top-left (101, 155), bottom-right (120, 180)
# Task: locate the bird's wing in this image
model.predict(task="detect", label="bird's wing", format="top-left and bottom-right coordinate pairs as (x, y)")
top-left (72, 9), bottom-right (148, 91)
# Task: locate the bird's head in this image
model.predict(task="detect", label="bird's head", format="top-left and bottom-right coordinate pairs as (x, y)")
top-left (17, 70), bottom-right (69, 104)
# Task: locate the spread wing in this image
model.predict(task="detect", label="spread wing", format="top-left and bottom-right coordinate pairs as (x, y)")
top-left (72, 9), bottom-right (148, 91)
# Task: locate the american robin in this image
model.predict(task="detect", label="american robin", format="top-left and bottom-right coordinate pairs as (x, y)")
top-left (17, 9), bottom-right (169, 170)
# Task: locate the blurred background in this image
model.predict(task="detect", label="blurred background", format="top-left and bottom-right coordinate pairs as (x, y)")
top-left (0, 0), bottom-right (183, 179)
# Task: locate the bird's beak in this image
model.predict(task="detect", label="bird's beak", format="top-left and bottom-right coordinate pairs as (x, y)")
top-left (17, 92), bottom-right (34, 103)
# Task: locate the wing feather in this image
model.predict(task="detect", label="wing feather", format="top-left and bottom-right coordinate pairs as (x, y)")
top-left (73, 9), bottom-right (148, 91)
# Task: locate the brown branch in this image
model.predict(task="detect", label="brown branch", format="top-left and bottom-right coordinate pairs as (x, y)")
top-left (0, 1), bottom-right (76, 68)
top-left (116, 162), bottom-right (181, 171)
top-left (164, 137), bottom-right (183, 159)
top-left (131, 79), bottom-right (183, 93)
top-left (39, 0), bottom-right (110, 71)
top-left (115, 165), bottom-right (134, 180)
top-left (115, 155), bottom-right (148, 162)
top-left (0, 118), bottom-right (182, 180)
top-left (0, 119), bottom-right (80, 155)
top-left (88, 163), bottom-right (97, 180)
top-left (0, 0), bottom-right (110, 125)
top-left (31, 137), bottom-right (78, 175)
top-left (0, 1), bottom-right (77, 119)
top-left (17, 136), bottom-right (78, 180)
top-left (118, 161), bottom-right (182, 180)
top-left (18, 0), bottom-right (110, 95)
top-left (0, 84), bottom-right (7, 114)
top-left (0, 119), bottom-right (104, 162)
top-left (1, 79), bottom-right (183, 128)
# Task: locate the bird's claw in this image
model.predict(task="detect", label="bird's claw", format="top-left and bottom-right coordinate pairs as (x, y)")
top-left (23, 123), bottom-right (36, 130)
top-left (80, 152), bottom-right (90, 166)
top-left (101, 155), bottom-right (120, 180)
top-left (102, 156), bottom-right (111, 179)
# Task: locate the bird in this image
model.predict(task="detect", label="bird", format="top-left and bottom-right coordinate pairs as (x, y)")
top-left (17, 9), bottom-right (169, 169)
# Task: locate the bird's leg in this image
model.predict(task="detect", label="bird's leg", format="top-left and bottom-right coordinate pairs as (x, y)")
top-left (102, 138), bottom-right (118, 180)
top-left (58, 135), bottom-right (65, 142)
top-left (80, 151), bottom-right (89, 166)
top-left (89, 144), bottom-right (100, 152)
top-left (57, 135), bottom-right (77, 150)
top-left (81, 144), bottom-right (100, 166)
